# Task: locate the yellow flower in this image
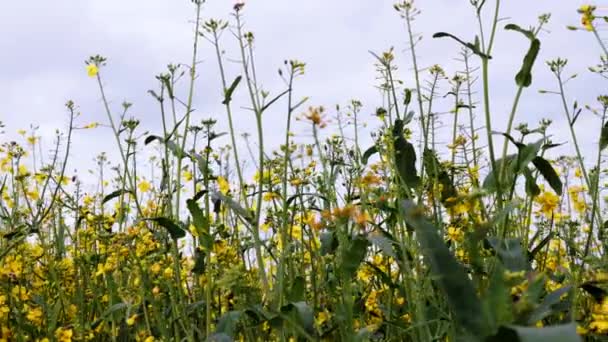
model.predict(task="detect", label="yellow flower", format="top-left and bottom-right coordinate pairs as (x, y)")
top-left (578, 5), bottom-right (597, 31)
top-left (138, 180), bottom-right (152, 193)
top-left (126, 314), bottom-right (138, 326)
top-left (183, 170), bottom-right (193, 182)
top-left (55, 327), bottom-right (73, 342)
top-left (26, 305), bottom-right (44, 326)
top-left (535, 191), bottom-right (560, 217)
top-left (83, 122), bottom-right (99, 129)
top-left (86, 64), bottom-right (99, 78)
top-left (217, 176), bottom-right (230, 195)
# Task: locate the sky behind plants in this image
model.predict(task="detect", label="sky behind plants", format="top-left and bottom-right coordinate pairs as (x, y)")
top-left (0, 0), bottom-right (603, 181)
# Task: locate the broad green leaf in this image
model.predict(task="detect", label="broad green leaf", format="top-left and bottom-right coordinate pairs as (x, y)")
top-left (186, 198), bottom-right (212, 249)
top-left (483, 155), bottom-right (517, 192)
top-left (483, 265), bottom-right (513, 334)
top-left (147, 217), bottom-right (186, 240)
top-left (532, 157), bottom-right (562, 195)
top-left (215, 310), bottom-right (243, 337)
top-left (320, 231), bottom-right (338, 256)
top-left (341, 235), bottom-right (370, 278)
top-left (486, 237), bottom-right (528, 272)
top-left (288, 276), bottom-right (306, 302)
top-left (281, 302), bottom-right (315, 335)
top-left (367, 231), bottom-right (396, 259)
top-left (491, 323), bottom-right (580, 342)
top-left (402, 201), bottom-right (485, 337)
top-left (526, 285), bottom-right (572, 324)
top-left (523, 168), bottom-right (540, 197)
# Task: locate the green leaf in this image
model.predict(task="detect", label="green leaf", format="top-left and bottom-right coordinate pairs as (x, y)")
top-left (532, 157), bottom-right (562, 196)
top-left (404, 89), bottom-right (412, 106)
top-left (212, 192), bottom-right (254, 223)
top-left (528, 233), bottom-right (553, 261)
top-left (600, 122), bottom-right (608, 151)
top-left (362, 145), bottom-right (378, 165)
top-left (491, 323), bottom-right (580, 342)
top-left (486, 237), bottom-right (528, 272)
top-left (186, 198), bottom-right (212, 249)
top-left (523, 168), bottom-right (540, 197)
top-left (192, 247), bottom-right (206, 275)
top-left (423, 149), bottom-right (457, 204)
top-left (505, 24), bottom-right (535, 40)
top-left (367, 231), bottom-right (396, 259)
top-left (215, 310), bottom-right (243, 338)
top-left (146, 217), bottom-right (186, 240)
top-left (320, 231), bottom-right (338, 256)
top-left (505, 24), bottom-right (540, 87)
top-left (516, 39), bottom-right (540, 87)
top-left (483, 155), bottom-right (517, 192)
top-left (526, 285), bottom-right (572, 324)
top-left (102, 189), bottom-right (132, 204)
top-left (288, 276), bottom-right (306, 302)
top-left (341, 235), bottom-right (370, 279)
top-left (281, 302), bottom-right (315, 335)
top-left (432, 32), bottom-right (492, 59)
top-left (91, 303), bottom-right (129, 329)
top-left (222, 76), bottom-right (242, 105)
top-left (393, 119), bottom-right (420, 190)
top-left (402, 201), bottom-right (485, 337)
top-left (483, 265), bottom-right (513, 334)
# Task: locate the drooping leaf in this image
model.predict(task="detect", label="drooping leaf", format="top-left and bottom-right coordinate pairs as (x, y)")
top-left (393, 119), bottom-right (420, 190)
top-left (215, 310), bottom-right (243, 338)
top-left (288, 276), bottom-right (306, 302)
top-left (526, 285), bottom-right (572, 324)
top-left (581, 282), bottom-right (608, 303)
top-left (491, 323), bottom-right (580, 342)
top-left (532, 157), bottom-right (562, 196)
top-left (523, 168), bottom-right (540, 197)
top-left (320, 231), bottom-right (338, 256)
top-left (483, 264), bottom-right (513, 334)
top-left (483, 155), bottom-right (517, 192)
top-left (212, 191), bottom-right (254, 223)
top-left (280, 302), bottom-right (315, 335)
top-left (362, 145), bottom-right (378, 165)
top-left (340, 235), bottom-right (370, 279)
top-left (402, 201), bottom-right (485, 337)
top-left (144, 135), bottom-right (162, 145)
top-left (528, 233), bottom-right (553, 261)
top-left (91, 303), bottom-right (129, 329)
top-left (367, 231), bottom-right (396, 259)
top-left (600, 122), bottom-right (608, 151)
top-left (222, 76), bottom-right (242, 105)
top-left (505, 24), bottom-right (540, 88)
top-left (146, 217), bottom-right (186, 240)
top-left (102, 189), bottom-right (133, 205)
top-left (423, 148), bottom-right (457, 204)
top-left (432, 32), bottom-right (492, 59)
top-left (186, 198), bottom-right (212, 249)
top-left (486, 237), bottom-right (528, 272)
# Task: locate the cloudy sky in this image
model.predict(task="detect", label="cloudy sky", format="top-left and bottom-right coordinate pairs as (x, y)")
top-left (0, 0), bottom-right (604, 181)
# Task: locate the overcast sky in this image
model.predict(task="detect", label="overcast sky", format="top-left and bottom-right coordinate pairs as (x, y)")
top-left (0, 0), bottom-right (604, 181)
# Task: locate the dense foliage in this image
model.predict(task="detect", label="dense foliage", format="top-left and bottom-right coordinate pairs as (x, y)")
top-left (1, 1), bottom-right (608, 341)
